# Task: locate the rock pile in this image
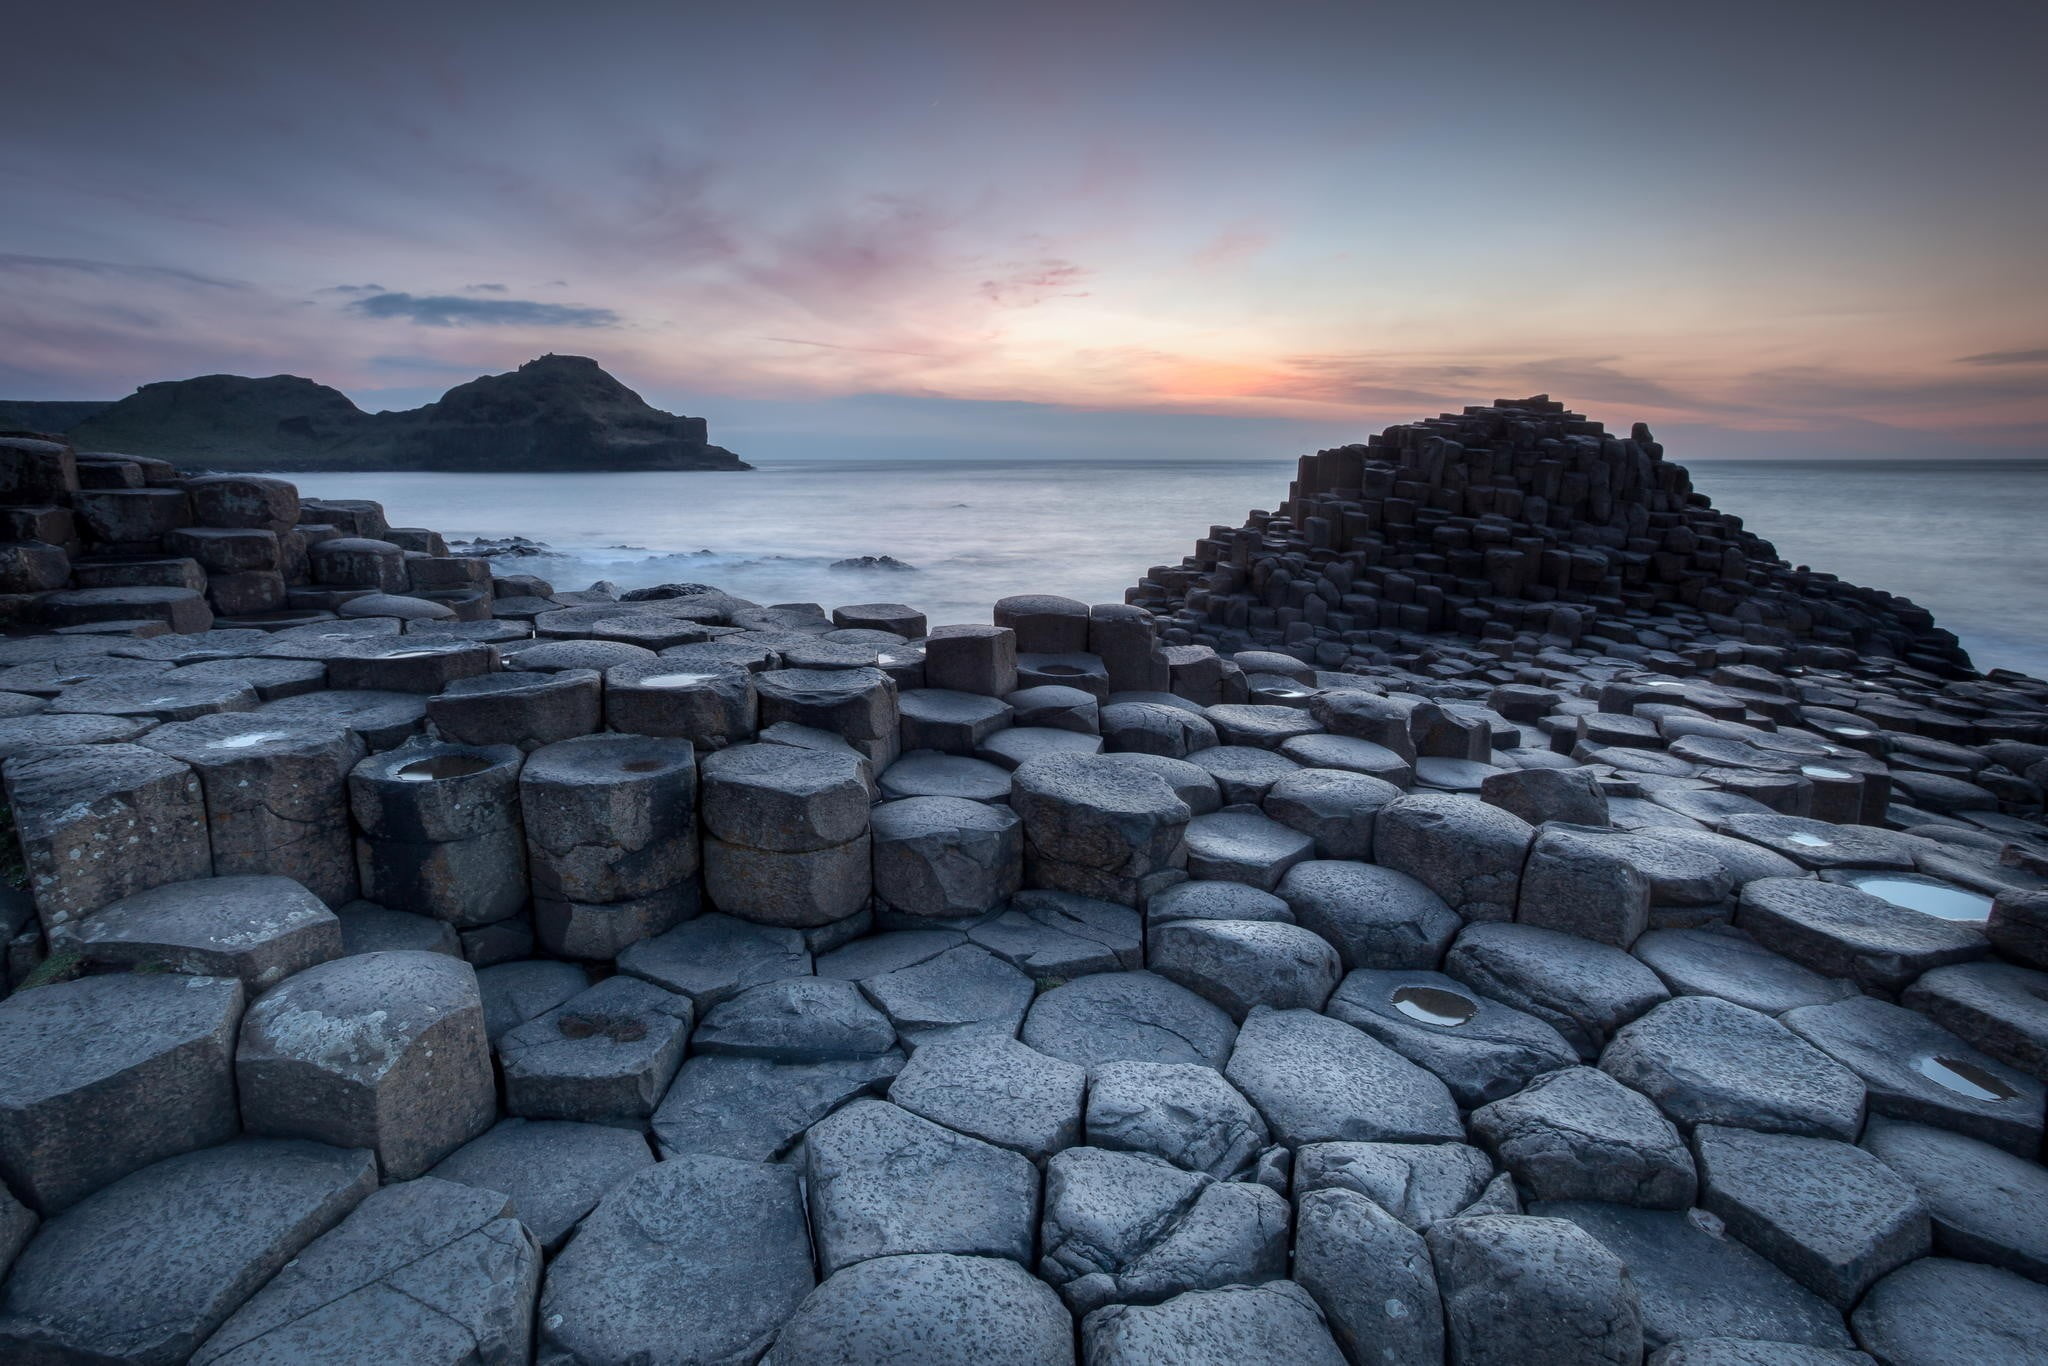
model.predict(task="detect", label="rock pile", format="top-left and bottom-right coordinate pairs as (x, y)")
top-left (0, 410), bottom-right (2045, 1363)
top-left (1129, 396), bottom-right (1971, 677)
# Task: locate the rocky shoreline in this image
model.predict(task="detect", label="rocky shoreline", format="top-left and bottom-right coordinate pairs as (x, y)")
top-left (0, 399), bottom-right (2044, 1364)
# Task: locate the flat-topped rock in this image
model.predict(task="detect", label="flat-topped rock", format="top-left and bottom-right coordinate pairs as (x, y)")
top-left (1736, 876), bottom-right (1986, 993)
top-left (427, 1116), bottom-right (652, 1251)
top-left (236, 950), bottom-right (495, 1178)
top-left (1223, 1005), bottom-right (1463, 1146)
top-left (1860, 1115), bottom-right (2048, 1281)
top-left (773, 1252), bottom-right (1074, 1366)
top-left (652, 1051), bottom-right (904, 1163)
top-left (0, 972), bottom-right (243, 1212)
top-left (0, 1139), bottom-right (376, 1366)
top-left (1471, 1064), bottom-right (1696, 1208)
top-left (1600, 995), bottom-right (1866, 1140)
top-left (62, 874), bottom-right (340, 988)
top-left (189, 1177), bottom-right (539, 1366)
top-left (804, 1098), bottom-right (1040, 1275)
top-left (538, 1154), bottom-right (815, 1366)
top-left (1021, 971), bottom-right (1237, 1070)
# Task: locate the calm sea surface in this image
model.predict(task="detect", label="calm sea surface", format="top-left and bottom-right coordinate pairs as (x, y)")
top-left (277, 458), bottom-right (2048, 682)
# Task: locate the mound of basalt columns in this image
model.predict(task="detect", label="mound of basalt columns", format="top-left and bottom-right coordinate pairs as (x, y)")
top-left (0, 416), bottom-right (2043, 1363)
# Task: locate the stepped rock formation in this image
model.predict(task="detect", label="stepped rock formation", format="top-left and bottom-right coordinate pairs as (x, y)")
top-left (0, 408), bottom-right (2046, 1364)
top-left (43, 354), bottom-right (751, 473)
top-left (1131, 395), bottom-right (1967, 676)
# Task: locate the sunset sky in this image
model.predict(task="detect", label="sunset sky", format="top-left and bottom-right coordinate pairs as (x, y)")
top-left (4, 0), bottom-right (2043, 460)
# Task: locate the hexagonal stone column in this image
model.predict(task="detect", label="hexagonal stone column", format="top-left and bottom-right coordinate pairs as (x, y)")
top-left (804, 1098), bottom-right (1040, 1275)
top-left (237, 950), bottom-right (496, 1178)
top-left (190, 1177), bottom-right (539, 1366)
top-left (924, 624), bottom-right (1019, 696)
top-left (520, 733), bottom-right (699, 957)
top-left (1009, 753), bottom-right (1191, 907)
top-left (537, 1155), bottom-right (816, 1366)
top-left (1375, 792), bottom-right (1535, 923)
top-left (0, 972), bottom-right (243, 1211)
top-left (871, 795), bottom-right (1023, 920)
top-left (755, 666), bottom-right (898, 765)
top-left (427, 668), bottom-right (602, 749)
top-left (0, 1139), bottom-right (376, 1365)
top-left (62, 874), bottom-right (342, 990)
top-left (348, 741), bottom-right (527, 930)
top-left (142, 713), bottom-right (365, 905)
top-left (603, 657), bottom-right (757, 744)
top-left (3, 741), bottom-right (211, 931)
top-left (700, 742), bottom-right (872, 929)
top-left (498, 975), bottom-right (693, 1124)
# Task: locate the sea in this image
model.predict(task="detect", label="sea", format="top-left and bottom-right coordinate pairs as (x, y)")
top-left (273, 459), bottom-right (2048, 683)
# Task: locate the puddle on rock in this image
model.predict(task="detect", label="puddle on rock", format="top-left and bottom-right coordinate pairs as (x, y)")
top-left (210, 730), bottom-right (293, 750)
top-left (1915, 1055), bottom-right (2018, 1102)
top-left (1392, 985), bottom-right (1477, 1027)
top-left (620, 758), bottom-right (666, 773)
top-left (557, 1012), bottom-right (649, 1043)
top-left (1800, 766), bottom-right (1857, 781)
top-left (1786, 832), bottom-right (1832, 848)
top-left (635, 672), bottom-right (716, 688)
top-left (1847, 875), bottom-right (1993, 922)
top-left (395, 753), bottom-right (496, 781)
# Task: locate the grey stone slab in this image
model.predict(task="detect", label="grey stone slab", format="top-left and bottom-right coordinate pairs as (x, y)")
top-left (1084, 1060), bottom-right (1268, 1180)
top-left (1277, 859), bottom-right (1463, 971)
top-left (1081, 1281), bottom-right (1345, 1366)
top-left (1327, 967), bottom-right (1579, 1107)
top-left (475, 960), bottom-right (589, 1044)
top-left (860, 943), bottom-right (1036, 1047)
top-left (1428, 1213), bottom-right (1645, 1366)
top-left (191, 1177), bottom-right (539, 1366)
top-left (0, 972), bottom-right (243, 1212)
top-left (1851, 1258), bottom-right (2048, 1366)
top-left (426, 1117), bottom-right (653, 1253)
top-left (0, 1139), bottom-right (377, 1366)
top-left (889, 1034), bottom-right (1085, 1159)
top-left (236, 950), bottom-right (496, 1179)
top-left (65, 875), bottom-right (341, 990)
top-left (1782, 995), bottom-right (2045, 1156)
top-left (1223, 1005), bottom-right (1463, 1146)
top-left (1291, 1141), bottom-right (1495, 1231)
top-left (1021, 971), bottom-right (1237, 1069)
top-left (1904, 960), bottom-right (2048, 1081)
top-left (1446, 920), bottom-right (1672, 1059)
top-left (1737, 877), bottom-right (1987, 993)
top-left (1292, 1187), bottom-right (1443, 1365)
top-left (1471, 1065), bottom-right (1696, 1208)
top-left (538, 1154), bottom-right (816, 1366)
top-left (1633, 926), bottom-right (1859, 1016)
top-left (969, 890), bottom-right (1143, 984)
top-left (498, 975), bottom-right (693, 1124)
top-left (614, 912), bottom-right (812, 1009)
top-left (1601, 995), bottom-right (1866, 1141)
top-left (1533, 1200), bottom-right (1854, 1351)
top-left (693, 976), bottom-right (896, 1061)
top-left (651, 1051), bottom-right (905, 1162)
top-left (1695, 1124), bottom-right (1929, 1308)
top-left (1375, 792), bottom-right (1535, 922)
top-left (1860, 1114), bottom-right (2048, 1281)
top-left (803, 1098), bottom-right (1040, 1275)
top-left (1147, 918), bottom-right (1341, 1021)
top-left (1039, 1146), bottom-right (1269, 1314)
top-left (768, 1252), bottom-right (1074, 1366)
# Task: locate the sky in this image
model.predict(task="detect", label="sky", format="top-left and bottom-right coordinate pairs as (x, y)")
top-left (3, 0), bottom-right (2044, 462)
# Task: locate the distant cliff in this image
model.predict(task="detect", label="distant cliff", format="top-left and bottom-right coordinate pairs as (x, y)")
top-left (41, 355), bottom-right (751, 472)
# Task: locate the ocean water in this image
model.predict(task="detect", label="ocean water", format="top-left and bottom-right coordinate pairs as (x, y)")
top-left (279, 458), bottom-right (2048, 681)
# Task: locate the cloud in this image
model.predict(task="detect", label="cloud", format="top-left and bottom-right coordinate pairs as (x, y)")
top-left (323, 283), bottom-right (387, 295)
top-left (344, 291), bottom-right (619, 328)
top-left (979, 259), bottom-right (1090, 307)
top-left (763, 336), bottom-right (939, 358)
top-left (0, 253), bottom-right (242, 290)
top-left (464, 282), bottom-right (507, 292)
top-left (1956, 346), bottom-right (2048, 366)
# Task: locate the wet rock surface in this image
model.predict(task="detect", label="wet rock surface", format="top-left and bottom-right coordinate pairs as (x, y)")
top-left (0, 411), bottom-right (2044, 1363)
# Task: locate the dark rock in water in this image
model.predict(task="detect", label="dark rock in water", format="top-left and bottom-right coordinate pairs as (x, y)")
top-left (56, 355), bottom-right (752, 472)
top-left (451, 535), bottom-right (551, 558)
top-left (830, 555), bottom-right (917, 572)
